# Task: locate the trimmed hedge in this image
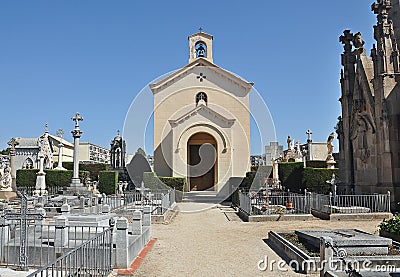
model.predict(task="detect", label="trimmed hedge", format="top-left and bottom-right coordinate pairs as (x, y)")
top-left (302, 168), bottom-right (339, 194)
top-left (16, 169), bottom-right (89, 188)
top-left (278, 162), bottom-right (339, 193)
top-left (278, 162), bottom-right (304, 191)
top-left (98, 171), bottom-right (118, 195)
top-left (158, 177), bottom-right (186, 192)
top-left (143, 172), bottom-right (168, 190)
top-left (306, 160), bottom-right (328, 168)
top-left (54, 162), bottom-right (109, 181)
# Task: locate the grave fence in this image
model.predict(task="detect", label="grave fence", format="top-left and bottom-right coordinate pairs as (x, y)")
top-left (0, 217), bottom-right (110, 270)
top-left (27, 225), bottom-right (113, 277)
top-left (233, 189), bottom-right (391, 216)
top-left (310, 191), bottom-right (391, 214)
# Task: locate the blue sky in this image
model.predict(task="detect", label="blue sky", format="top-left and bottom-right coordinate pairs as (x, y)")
top-left (0, 1), bottom-right (376, 155)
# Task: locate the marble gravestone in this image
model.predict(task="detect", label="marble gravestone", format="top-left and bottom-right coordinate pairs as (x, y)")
top-left (296, 229), bottom-right (392, 255)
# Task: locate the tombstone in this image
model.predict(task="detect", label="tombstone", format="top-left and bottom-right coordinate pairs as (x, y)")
top-left (126, 152), bottom-right (152, 189)
top-left (34, 153), bottom-right (48, 196)
top-left (296, 229), bottom-right (392, 255)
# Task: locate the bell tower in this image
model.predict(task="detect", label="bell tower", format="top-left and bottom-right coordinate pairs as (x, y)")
top-left (188, 28), bottom-right (214, 63)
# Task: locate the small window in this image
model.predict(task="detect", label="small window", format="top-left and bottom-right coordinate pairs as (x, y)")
top-left (196, 92), bottom-right (208, 106)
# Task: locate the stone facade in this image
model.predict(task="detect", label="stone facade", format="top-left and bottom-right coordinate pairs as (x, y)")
top-left (14, 130), bottom-right (54, 170)
top-left (337, 0), bottom-right (400, 206)
top-left (151, 31), bottom-right (252, 191)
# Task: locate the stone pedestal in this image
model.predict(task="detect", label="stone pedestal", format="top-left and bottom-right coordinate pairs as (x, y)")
top-left (34, 154), bottom-right (48, 196)
top-left (0, 191), bottom-right (17, 201)
top-left (326, 156), bottom-right (336, 169)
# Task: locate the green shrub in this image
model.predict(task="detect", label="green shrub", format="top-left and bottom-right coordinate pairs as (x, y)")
top-left (17, 169), bottom-right (89, 188)
top-left (143, 172), bottom-right (169, 190)
top-left (16, 169), bottom-right (39, 187)
top-left (278, 162), bottom-right (304, 192)
top-left (302, 168), bottom-right (339, 194)
top-left (158, 177), bottom-right (186, 192)
top-left (379, 216), bottom-right (400, 235)
top-left (55, 162), bottom-right (109, 181)
top-left (278, 162), bottom-right (338, 193)
top-left (98, 171), bottom-right (118, 195)
top-left (306, 160), bottom-right (328, 168)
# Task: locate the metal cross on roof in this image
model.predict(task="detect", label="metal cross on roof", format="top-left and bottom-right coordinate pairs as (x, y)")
top-left (199, 27), bottom-right (203, 33)
top-left (57, 128), bottom-right (64, 138)
top-left (3, 191), bottom-right (44, 271)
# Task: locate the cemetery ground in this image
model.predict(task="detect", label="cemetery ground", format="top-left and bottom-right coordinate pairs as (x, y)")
top-left (126, 202), bottom-right (382, 277)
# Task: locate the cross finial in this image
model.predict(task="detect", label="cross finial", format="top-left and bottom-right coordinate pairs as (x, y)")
top-left (71, 112), bottom-right (83, 128)
top-left (199, 27), bottom-right (203, 33)
top-left (8, 138), bottom-right (19, 149)
top-left (306, 129), bottom-right (313, 142)
top-left (57, 128), bottom-right (64, 138)
top-left (45, 123), bottom-right (49, 134)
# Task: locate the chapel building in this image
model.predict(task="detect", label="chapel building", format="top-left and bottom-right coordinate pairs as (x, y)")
top-left (151, 31), bottom-right (252, 192)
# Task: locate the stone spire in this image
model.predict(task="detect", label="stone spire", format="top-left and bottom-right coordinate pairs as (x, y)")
top-left (372, 0), bottom-right (400, 77)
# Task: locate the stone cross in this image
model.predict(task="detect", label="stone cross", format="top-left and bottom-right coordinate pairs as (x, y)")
top-left (71, 112), bottom-right (83, 128)
top-left (306, 129), bottom-right (313, 142)
top-left (136, 182), bottom-right (149, 205)
top-left (56, 128), bottom-right (66, 170)
top-left (199, 27), bottom-right (203, 33)
top-left (3, 191), bottom-right (43, 271)
top-left (7, 138), bottom-right (19, 191)
top-left (326, 173), bottom-right (339, 197)
top-left (70, 113), bottom-right (84, 189)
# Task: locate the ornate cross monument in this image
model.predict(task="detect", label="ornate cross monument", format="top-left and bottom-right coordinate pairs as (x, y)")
top-left (3, 191), bottom-right (44, 271)
top-left (55, 128), bottom-right (66, 170)
top-left (69, 112), bottom-right (85, 191)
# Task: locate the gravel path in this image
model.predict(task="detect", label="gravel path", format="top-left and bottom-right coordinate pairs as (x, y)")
top-left (130, 203), bottom-right (383, 277)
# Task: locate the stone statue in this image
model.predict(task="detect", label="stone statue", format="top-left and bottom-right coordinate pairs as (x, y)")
top-left (327, 132), bottom-right (335, 155)
top-left (0, 167), bottom-right (12, 191)
top-left (287, 136), bottom-right (292, 150)
top-left (352, 32), bottom-right (365, 49)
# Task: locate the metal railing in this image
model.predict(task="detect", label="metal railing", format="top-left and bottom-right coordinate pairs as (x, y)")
top-left (233, 189), bottom-right (391, 216)
top-left (27, 226), bottom-right (113, 277)
top-left (122, 189), bottom-right (176, 215)
top-left (0, 218), bottom-right (109, 269)
top-left (310, 192), bottom-right (391, 214)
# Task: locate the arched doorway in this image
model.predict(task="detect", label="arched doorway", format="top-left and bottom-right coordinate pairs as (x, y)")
top-left (187, 132), bottom-right (217, 191)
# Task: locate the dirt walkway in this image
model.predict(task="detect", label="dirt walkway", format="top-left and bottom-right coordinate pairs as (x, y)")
top-left (130, 203), bottom-right (383, 277)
